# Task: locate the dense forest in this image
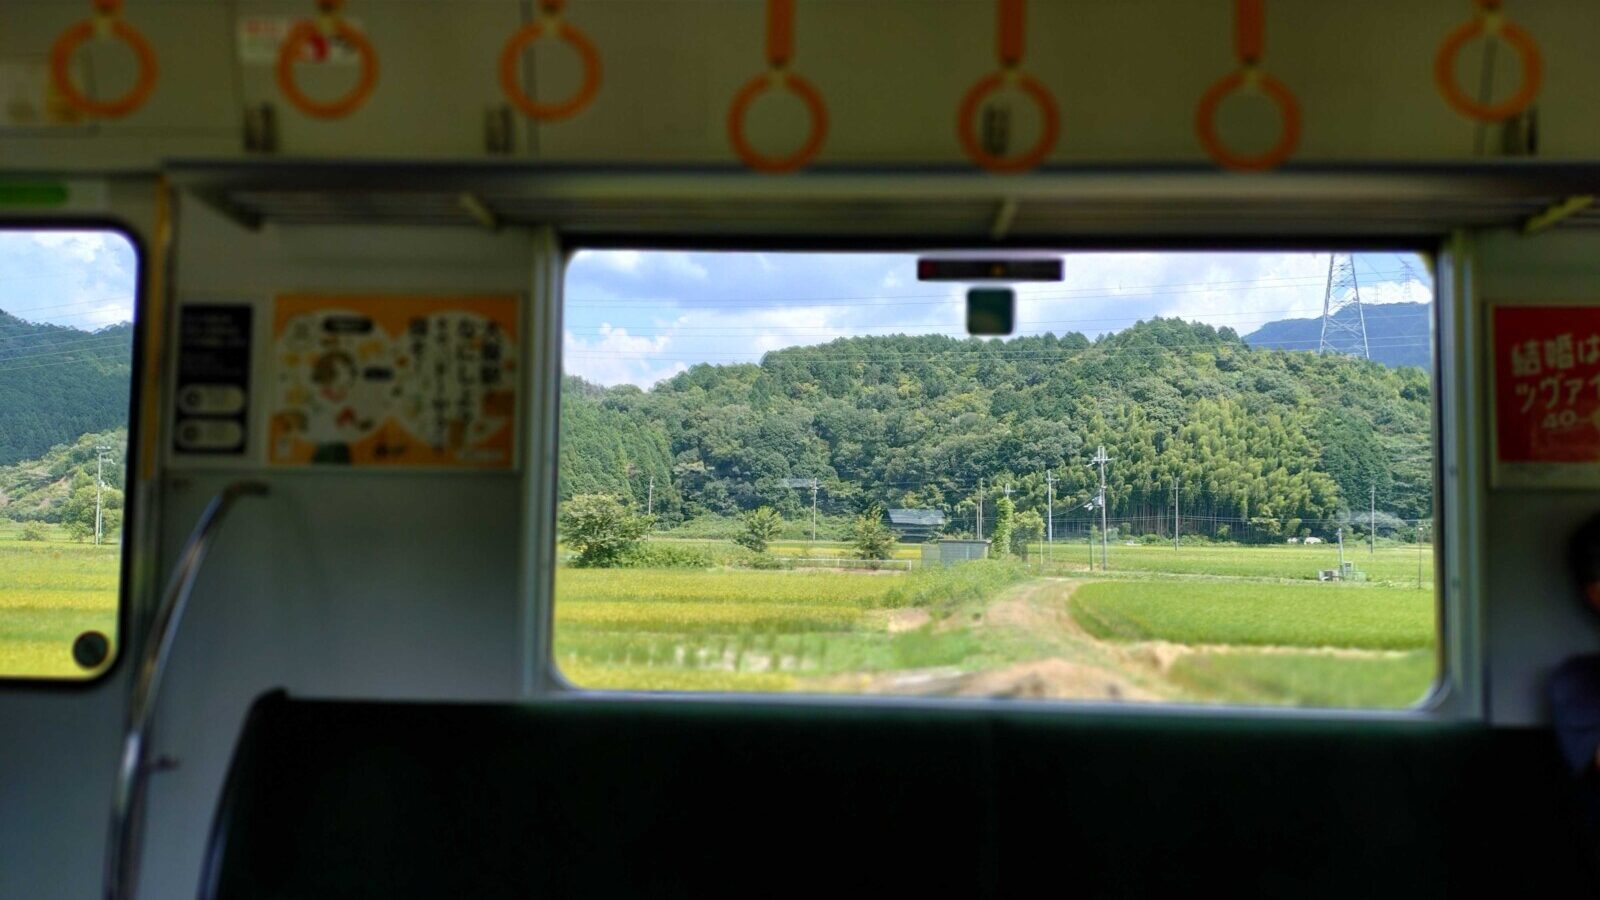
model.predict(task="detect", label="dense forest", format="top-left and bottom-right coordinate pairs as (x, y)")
top-left (560, 318), bottom-right (1433, 543)
top-left (0, 427), bottom-right (127, 535)
top-left (0, 310), bottom-right (134, 465)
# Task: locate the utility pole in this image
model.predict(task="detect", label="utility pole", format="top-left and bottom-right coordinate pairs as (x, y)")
top-left (1091, 446), bottom-right (1111, 571)
top-left (647, 475), bottom-right (655, 517)
top-left (1173, 477), bottom-right (1180, 551)
top-left (94, 446), bottom-right (111, 546)
top-left (1370, 485), bottom-right (1377, 556)
top-left (976, 478), bottom-right (984, 542)
top-left (811, 478), bottom-right (819, 544)
top-left (1045, 470), bottom-right (1054, 565)
top-left (1337, 526), bottom-right (1346, 577)
top-left (1416, 520), bottom-right (1426, 591)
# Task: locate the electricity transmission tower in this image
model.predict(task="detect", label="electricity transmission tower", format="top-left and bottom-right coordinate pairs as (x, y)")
top-left (1318, 253), bottom-right (1370, 358)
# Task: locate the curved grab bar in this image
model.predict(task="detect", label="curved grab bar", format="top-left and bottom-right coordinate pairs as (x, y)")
top-left (105, 481), bottom-right (269, 900)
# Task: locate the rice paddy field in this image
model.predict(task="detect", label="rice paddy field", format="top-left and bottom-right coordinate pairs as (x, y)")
top-left (556, 538), bottom-right (1439, 708)
top-left (0, 530), bottom-right (120, 679)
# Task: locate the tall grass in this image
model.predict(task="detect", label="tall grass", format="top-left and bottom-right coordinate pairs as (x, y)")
top-left (1070, 581), bottom-right (1435, 651)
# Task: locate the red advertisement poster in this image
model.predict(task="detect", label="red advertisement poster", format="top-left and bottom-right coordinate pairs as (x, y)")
top-left (1492, 305), bottom-right (1600, 486)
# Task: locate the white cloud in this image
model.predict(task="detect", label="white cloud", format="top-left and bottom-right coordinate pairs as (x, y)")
top-left (29, 231), bottom-right (110, 263)
top-left (563, 324), bottom-right (686, 388)
top-left (589, 249), bottom-right (643, 273)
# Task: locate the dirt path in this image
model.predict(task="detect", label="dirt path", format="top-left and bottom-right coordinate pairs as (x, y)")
top-left (824, 578), bottom-right (1411, 704)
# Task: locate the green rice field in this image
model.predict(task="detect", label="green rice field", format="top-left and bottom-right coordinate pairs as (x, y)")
top-left (0, 536), bottom-right (120, 678)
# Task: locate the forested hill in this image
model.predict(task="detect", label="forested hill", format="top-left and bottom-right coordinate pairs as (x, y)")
top-left (0, 311), bottom-right (134, 465)
top-left (1244, 302), bottom-right (1431, 369)
top-left (560, 318), bottom-right (1433, 542)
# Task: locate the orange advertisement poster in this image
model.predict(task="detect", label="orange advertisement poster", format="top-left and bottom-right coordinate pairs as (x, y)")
top-left (268, 294), bottom-right (519, 469)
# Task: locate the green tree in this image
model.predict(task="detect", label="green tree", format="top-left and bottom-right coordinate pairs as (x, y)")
top-left (734, 506), bottom-right (783, 553)
top-left (990, 495), bottom-right (1015, 558)
top-left (1012, 509), bottom-right (1045, 560)
top-left (850, 504), bottom-right (895, 561)
top-left (559, 494), bottom-right (651, 567)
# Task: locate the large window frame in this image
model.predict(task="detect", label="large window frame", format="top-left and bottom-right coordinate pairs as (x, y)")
top-left (530, 234), bottom-right (1474, 721)
top-left (0, 218), bottom-right (147, 688)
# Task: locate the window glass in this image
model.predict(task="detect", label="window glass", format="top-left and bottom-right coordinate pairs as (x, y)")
top-left (0, 229), bottom-right (137, 679)
top-left (555, 250), bottom-right (1437, 708)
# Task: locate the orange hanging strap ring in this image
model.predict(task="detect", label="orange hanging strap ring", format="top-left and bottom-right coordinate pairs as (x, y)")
top-left (766, 0), bottom-right (794, 67)
top-left (1194, 0), bottom-right (1300, 171)
top-left (727, 0), bottom-right (828, 174)
top-left (499, 2), bottom-right (602, 121)
top-left (957, 0), bottom-right (1059, 173)
top-left (49, 0), bottom-right (159, 119)
top-left (1434, 2), bottom-right (1542, 122)
top-left (1234, 0), bottom-right (1264, 65)
top-left (276, 3), bottom-right (379, 119)
top-left (1195, 68), bottom-right (1301, 172)
top-left (997, 0), bottom-right (1025, 67)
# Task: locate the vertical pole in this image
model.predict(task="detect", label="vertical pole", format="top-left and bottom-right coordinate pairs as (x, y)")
top-left (1173, 477), bottom-right (1180, 551)
top-left (1092, 446), bottom-right (1110, 571)
top-left (1370, 485), bottom-right (1376, 555)
top-left (1045, 470), bottom-right (1054, 565)
top-left (647, 475), bottom-right (654, 517)
top-left (976, 478), bottom-right (984, 542)
top-left (811, 479), bottom-right (818, 544)
top-left (95, 450), bottom-right (105, 546)
top-left (1337, 527), bottom-right (1345, 576)
top-left (1417, 521), bottom-right (1424, 591)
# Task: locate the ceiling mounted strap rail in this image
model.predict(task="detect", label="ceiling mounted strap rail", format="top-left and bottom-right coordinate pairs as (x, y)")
top-left (276, 0), bottom-right (379, 119)
top-left (1194, 0), bottom-right (1301, 171)
top-left (1435, 0), bottom-right (1542, 122)
top-left (727, 0), bottom-right (829, 174)
top-left (499, 0), bottom-right (602, 121)
top-left (49, 0), bottom-right (158, 119)
top-left (957, 0), bottom-right (1059, 174)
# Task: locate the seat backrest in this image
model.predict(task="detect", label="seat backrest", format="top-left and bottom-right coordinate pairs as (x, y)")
top-left (202, 691), bottom-right (1599, 899)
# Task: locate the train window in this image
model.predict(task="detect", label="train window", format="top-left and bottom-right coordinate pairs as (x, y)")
top-left (553, 249), bottom-right (1438, 709)
top-left (0, 228), bottom-right (137, 680)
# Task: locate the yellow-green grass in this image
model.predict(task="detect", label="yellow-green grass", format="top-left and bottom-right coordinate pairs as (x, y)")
top-left (1034, 542), bottom-right (1435, 585)
top-left (642, 537), bottom-right (922, 561)
top-left (1169, 649), bottom-right (1437, 709)
top-left (557, 567), bottom-right (903, 607)
top-left (1071, 581), bottom-right (1435, 651)
top-left (559, 601), bottom-right (862, 634)
top-left (0, 541), bottom-right (120, 678)
top-left (554, 565), bottom-right (1023, 689)
top-left (559, 661), bottom-right (797, 693)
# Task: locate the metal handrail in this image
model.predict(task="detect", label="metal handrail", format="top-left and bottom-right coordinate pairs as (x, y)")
top-left (105, 481), bottom-right (269, 900)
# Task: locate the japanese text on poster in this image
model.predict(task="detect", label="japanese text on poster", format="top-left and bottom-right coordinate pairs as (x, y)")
top-left (1493, 305), bottom-right (1600, 486)
top-left (269, 294), bottom-right (519, 469)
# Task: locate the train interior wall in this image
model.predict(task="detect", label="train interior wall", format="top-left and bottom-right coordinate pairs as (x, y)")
top-left (0, 1), bottom-right (1597, 898)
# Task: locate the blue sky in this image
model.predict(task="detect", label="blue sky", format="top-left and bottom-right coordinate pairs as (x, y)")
top-left (0, 238), bottom-right (1433, 389)
top-left (564, 250), bottom-right (1433, 388)
top-left (0, 230), bottom-right (138, 331)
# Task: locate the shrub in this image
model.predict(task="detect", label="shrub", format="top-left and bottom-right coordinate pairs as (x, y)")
top-left (560, 494), bottom-right (652, 567)
top-left (734, 506), bottom-right (783, 554)
top-left (990, 495), bottom-right (1015, 558)
top-left (880, 560), bottom-right (1028, 615)
top-left (617, 542), bottom-right (718, 569)
top-left (18, 522), bottom-right (47, 542)
top-left (850, 505), bottom-right (896, 560)
top-left (1012, 509), bottom-right (1044, 559)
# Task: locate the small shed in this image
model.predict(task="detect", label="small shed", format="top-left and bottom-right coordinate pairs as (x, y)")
top-left (887, 508), bottom-right (946, 542)
top-left (922, 540), bottom-right (990, 566)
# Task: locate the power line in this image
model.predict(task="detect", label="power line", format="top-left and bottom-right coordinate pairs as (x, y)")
top-left (569, 266), bottom-right (1425, 310)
